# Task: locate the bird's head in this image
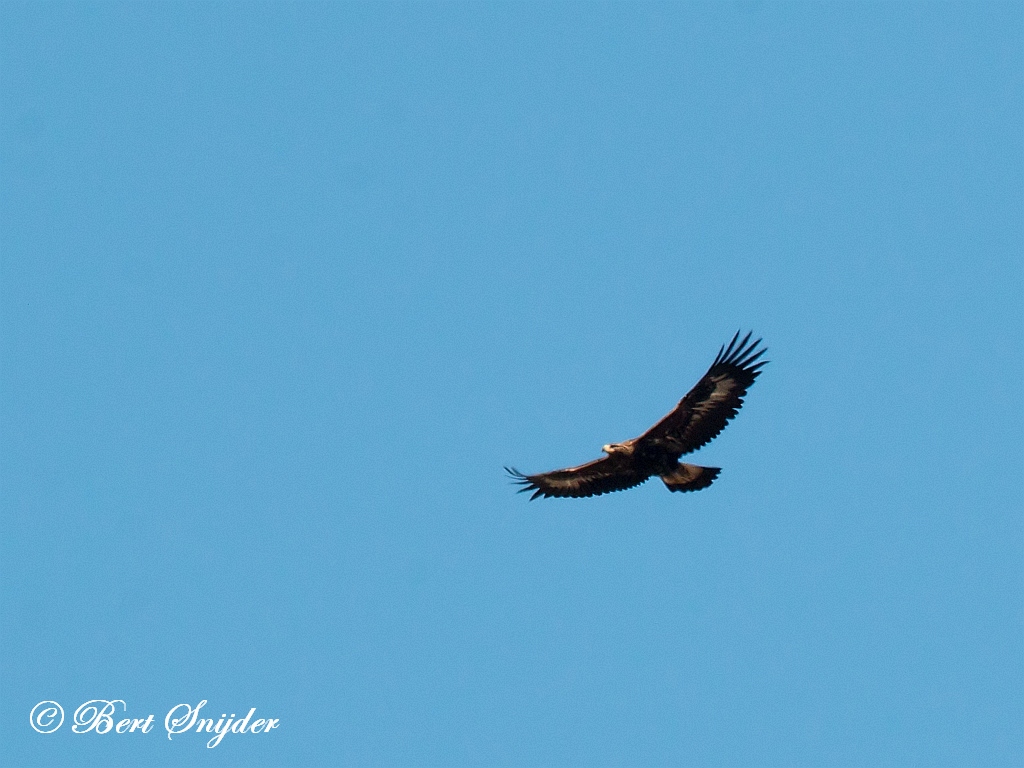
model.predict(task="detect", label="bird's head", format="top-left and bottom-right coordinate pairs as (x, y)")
top-left (602, 442), bottom-right (628, 455)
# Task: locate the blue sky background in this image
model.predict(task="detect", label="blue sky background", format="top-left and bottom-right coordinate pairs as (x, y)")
top-left (2, 3), bottom-right (1021, 766)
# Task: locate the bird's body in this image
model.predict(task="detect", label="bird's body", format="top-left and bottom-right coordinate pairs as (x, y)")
top-left (506, 331), bottom-right (767, 499)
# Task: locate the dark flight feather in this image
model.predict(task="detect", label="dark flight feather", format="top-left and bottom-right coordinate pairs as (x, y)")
top-left (639, 330), bottom-right (767, 454)
top-left (507, 331), bottom-right (766, 500)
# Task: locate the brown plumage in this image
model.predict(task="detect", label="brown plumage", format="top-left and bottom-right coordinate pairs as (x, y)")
top-left (506, 331), bottom-right (767, 499)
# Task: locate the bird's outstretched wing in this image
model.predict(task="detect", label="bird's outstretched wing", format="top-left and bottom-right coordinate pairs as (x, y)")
top-left (639, 330), bottom-right (767, 455)
top-left (504, 454), bottom-right (649, 500)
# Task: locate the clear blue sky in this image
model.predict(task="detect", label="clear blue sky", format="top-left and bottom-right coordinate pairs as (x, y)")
top-left (2, 3), bottom-right (1021, 766)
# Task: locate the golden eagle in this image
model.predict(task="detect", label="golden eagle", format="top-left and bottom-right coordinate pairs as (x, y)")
top-left (506, 331), bottom-right (767, 499)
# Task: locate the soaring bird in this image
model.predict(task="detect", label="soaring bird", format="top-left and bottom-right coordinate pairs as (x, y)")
top-left (506, 331), bottom-right (767, 499)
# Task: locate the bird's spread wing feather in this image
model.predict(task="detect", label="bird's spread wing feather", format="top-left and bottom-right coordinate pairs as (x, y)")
top-left (504, 454), bottom-right (649, 500)
top-left (640, 330), bottom-right (767, 455)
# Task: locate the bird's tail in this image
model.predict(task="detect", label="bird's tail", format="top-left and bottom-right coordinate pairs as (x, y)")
top-left (660, 463), bottom-right (721, 493)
